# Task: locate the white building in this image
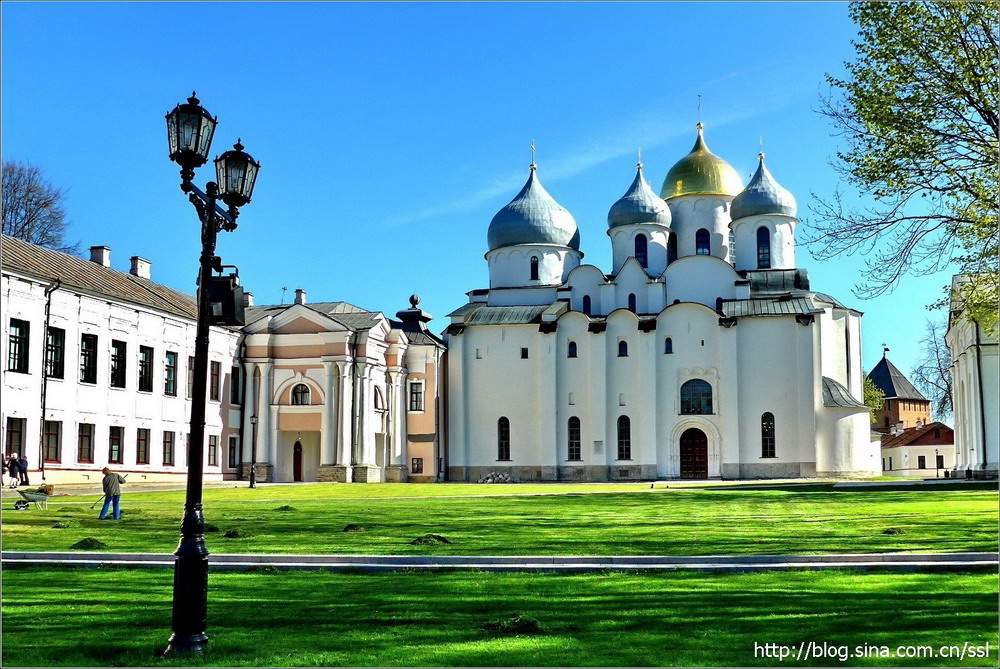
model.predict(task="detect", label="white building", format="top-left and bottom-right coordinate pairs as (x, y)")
top-left (946, 275), bottom-right (999, 478)
top-left (445, 125), bottom-right (879, 481)
top-left (2, 236), bottom-right (241, 484)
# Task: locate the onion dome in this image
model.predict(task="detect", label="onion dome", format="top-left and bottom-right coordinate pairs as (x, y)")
top-left (660, 123), bottom-right (743, 199)
top-left (730, 153), bottom-right (798, 220)
top-left (608, 160), bottom-right (672, 229)
top-left (487, 163), bottom-right (580, 252)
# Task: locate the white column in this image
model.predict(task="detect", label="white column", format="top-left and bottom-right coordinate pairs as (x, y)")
top-left (336, 361), bottom-right (352, 466)
top-left (357, 365), bottom-right (375, 465)
top-left (388, 369), bottom-right (407, 465)
top-left (322, 361), bottom-right (337, 465)
top-left (256, 362), bottom-right (272, 464)
top-left (269, 404), bottom-right (279, 476)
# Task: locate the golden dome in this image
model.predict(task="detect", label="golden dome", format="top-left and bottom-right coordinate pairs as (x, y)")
top-left (660, 123), bottom-right (743, 199)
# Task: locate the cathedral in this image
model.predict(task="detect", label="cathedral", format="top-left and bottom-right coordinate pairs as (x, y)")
top-left (444, 124), bottom-right (880, 481)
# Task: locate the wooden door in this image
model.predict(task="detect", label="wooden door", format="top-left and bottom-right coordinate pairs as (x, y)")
top-left (293, 441), bottom-right (303, 482)
top-left (679, 428), bottom-right (708, 479)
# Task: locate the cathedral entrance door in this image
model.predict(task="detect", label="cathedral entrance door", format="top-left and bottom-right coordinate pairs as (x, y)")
top-left (293, 441), bottom-right (303, 482)
top-left (679, 428), bottom-right (708, 479)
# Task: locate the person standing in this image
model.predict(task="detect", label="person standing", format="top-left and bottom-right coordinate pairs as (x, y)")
top-left (17, 454), bottom-right (29, 486)
top-left (5, 455), bottom-right (18, 488)
top-left (98, 467), bottom-right (126, 520)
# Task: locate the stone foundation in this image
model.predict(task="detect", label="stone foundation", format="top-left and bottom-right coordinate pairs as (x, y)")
top-left (736, 461), bottom-right (816, 479)
top-left (384, 465), bottom-right (407, 482)
top-left (452, 464), bottom-right (660, 482)
top-left (240, 462), bottom-right (274, 483)
top-left (352, 464), bottom-right (383, 483)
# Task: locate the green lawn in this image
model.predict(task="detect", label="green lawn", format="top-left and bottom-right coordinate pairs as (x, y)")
top-left (2, 482), bottom-right (996, 556)
top-left (1, 567), bottom-right (996, 666)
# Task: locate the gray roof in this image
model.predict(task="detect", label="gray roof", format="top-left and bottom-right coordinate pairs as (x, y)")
top-left (867, 356), bottom-right (927, 401)
top-left (719, 296), bottom-right (820, 318)
top-left (245, 301), bottom-right (382, 331)
top-left (608, 164), bottom-right (671, 229)
top-left (454, 304), bottom-right (549, 326)
top-left (1, 234), bottom-right (197, 319)
top-left (822, 376), bottom-right (867, 409)
top-left (730, 155), bottom-right (797, 220)
top-left (487, 166), bottom-right (580, 252)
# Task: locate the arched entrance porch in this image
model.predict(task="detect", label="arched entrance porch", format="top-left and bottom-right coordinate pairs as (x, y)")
top-left (679, 428), bottom-right (708, 479)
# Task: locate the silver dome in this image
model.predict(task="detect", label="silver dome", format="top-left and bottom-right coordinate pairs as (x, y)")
top-left (608, 163), bottom-right (671, 229)
top-left (731, 154), bottom-right (797, 220)
top-left (487, 165), bottom-right (580, 252)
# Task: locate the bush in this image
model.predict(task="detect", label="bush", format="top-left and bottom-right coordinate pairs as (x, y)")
top-left (883, 527), bottom-right (905, 536)
top-left (71, 538), bottom-right (108, 550)
top-left (410, 533), bottom-right (451, 545)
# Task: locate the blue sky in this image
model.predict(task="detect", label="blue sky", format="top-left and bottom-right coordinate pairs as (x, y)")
top-left (2, 2), bottom-right (952, 386)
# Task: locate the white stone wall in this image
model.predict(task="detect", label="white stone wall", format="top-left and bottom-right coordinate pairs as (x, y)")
top-left (2, 270), bottom-right (240, 484)
top-left (666, 195), bottom-right (734, 262)
top-left (608, 224), bottom-right (671, 275)
top-left (946, 314), bottom-right (999, 474)
top-left (732, 214), bottom-right (797, 271)
top-left (486, 244), bottom-right (582, 289)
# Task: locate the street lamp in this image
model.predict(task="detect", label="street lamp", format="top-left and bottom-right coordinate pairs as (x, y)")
top-left (249, 415), bottom-right (258, 489)
top-left (935, 448), bottom-right (940, 479)
top-left (163, 92), bottom-right (259, 655)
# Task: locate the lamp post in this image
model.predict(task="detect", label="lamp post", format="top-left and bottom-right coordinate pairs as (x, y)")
top-left (163, 92), bottom-right (260, 655)
top-left (935, 448), bottom-right (940, 479)
top-left (249, 415), bottom-right (258, 489)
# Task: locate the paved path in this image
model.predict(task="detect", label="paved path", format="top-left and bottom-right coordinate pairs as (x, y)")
top-left (3, 550), bottom-right (994, 573)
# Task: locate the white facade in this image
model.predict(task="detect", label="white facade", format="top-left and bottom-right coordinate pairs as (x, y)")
top-left (445, 136), bottom-right (878, 481)
top-left (2, 241), bottom-right (242, 485)
top-left (946, 276), bottom-right (999, 477)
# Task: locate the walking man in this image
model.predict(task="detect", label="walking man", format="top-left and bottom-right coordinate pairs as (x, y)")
top-left (17, 454), bottom-right (29, 486)
top-left (98, 467), bottom-right (126, 520)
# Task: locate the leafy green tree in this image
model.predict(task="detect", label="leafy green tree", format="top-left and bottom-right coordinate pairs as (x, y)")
top-left (863, 376), bottom-right (885, 425)
top-left (808, 1), bottom-right (998, 333)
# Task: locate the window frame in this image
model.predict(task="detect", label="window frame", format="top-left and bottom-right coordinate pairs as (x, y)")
top-left (664, 337), bottom-right (673, 354)
top-left (110, 339), bottom-right (127, 388)
top-left (917, 455), bottom-right (926, 469)
top-left (79, 333), bottom-right (98, 384)
top-left (43, 420), bottom-right (61, 463)
top-left (616, 415), bottom-right (631, 460)
top-left (529, 256), bottom-right (539, 281)
top-left (186, 356), bottom-right (195, 399)
top-left (136, 428), bottom-right (150, 464)
top-left (208, 435), bottom-right (218, 466)
top-left (163, 431), bottom-right (175, 466)
top-left (567, 416), bottom-right (582, 461)
top-left (627, 293), bottom-right (637, 313)
top-left (680, 379), bottom-right (713, 415)
top-left (756, 226), bottom-right (771, 269)
top-left (695, 228), bottom-right (711, 255)
top-left (164, 351), bottom-right (178, 396)
top-left (77, 423), bottom-right (94, 464)
top-left (45, 326), bottom-right (65, 379)
top-left (567, 341), bottom-right (577, 358)
top-left (291, 383), bottom-right (311, 406)
top-left (408, 380), bottom-right (425, 412)
top-left (5, 417), bottom-right (25, 457)
top-left (667, 232), bottom-right (678, 264)
top-left (618, 340), bottom-right (629, 357)
top-left (761, 411), bottom-right (776, 458)
top-left (581, 295), bottom-right (592, 316)
top-left (497, 417), bottom-right (511, 461)
top-left (634, 233), bottom-right (648, 268)
top-left (230, 366), bottom-right (241, 404)
top-left (228, 435), bottom-right (238, 469)
top-left (411, 457), bottom-right (424, 474)
top-left (7, 318), bottom-right (30, 374)
top-left (209, 361), bottom-right (221, 401)
top-left (108, 426), bottom-right (124, 464)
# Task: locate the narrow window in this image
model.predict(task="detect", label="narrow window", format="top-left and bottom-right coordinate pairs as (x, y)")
top-left (936, 454), bottom-right (944, 469)
top-left (108, 426), bottom-right (123, 464)
top-left (628, 293), bottom-right (637, 313)
top-left (79, 333), bottom-right (98, 384)
top-left (756, 226), bottom-right (771, 269)
top-left (5, 417), bottom-right (25, 456)
top-left (138, 345), bottom-right (154, 392)
top-left (43, 420), bottom-right (61, 463)
top-left (411, 457), bottom-right (424, 474)
top-left (7, 319), bottom-right (30, 373)
top-left (617, 415), bottom-right (631, 460)
top-left (520, 347), bottom-right (529, 359)
top-left (567, 416), bottom-right (582, 461)
top-left (844, 323), bottom-right (852, 388)
top-left (680, 379), bottom-right (713, 415)
top-left (409, 381), bottom-right (425, 411)
top-left (497, 417), bottom-right (511, 460)
top-left (136, 428), bottom-right (150, 464)
top-left (45, 327), bottom-right (65, 378)
top-left (163, 431), bottom-right (175, 466)
top-left (618, 340), bottom-right (628, 357)
top-left (634, 234), bottom-right (648, 268)
top-left (164, 351), bottom-right (178, 396)
top-left (888, 456), bottom-right (892, 470)
top-left (664, 337), bottom-right (673, 354)
top-left (77, 423), bottom-right (94, 463)
top-left (291, 383), bottom-right (310, 406)
top-left (695, 228), bottom-right (711, 255)
top-left (228, 435), bottom-right (239, 468)
top-left (567, 341), bottom-right (577, 358)
top-left (529, 256), bottom-right (539, 281)
top-left (230, 366), bottom-right (241, 403)
top-left (917, 455), bottom-right (926, 469)
top-left (761, 412), bottom-right (776, 458)
top-left (582, 295), bottom-right (592, 316)
top-left (208, 435), bottom-right (218, 466)
top-left (110, 340), bottom-right (127, 388)
top-left (209, 361), bottom-right (221, 401)
top-left (186, 356), bottom-right (195, 399)
top-left (667, 233), bottom-right (677, 265)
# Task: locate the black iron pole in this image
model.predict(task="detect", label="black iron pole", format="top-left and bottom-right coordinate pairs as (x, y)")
top-left (165, 181), bottom-right (220, 655)
top-left (249, 416), bottom-right (258, 489)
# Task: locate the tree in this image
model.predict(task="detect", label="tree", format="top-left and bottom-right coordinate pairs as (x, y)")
top-left (910, 319), bottom-right (953, 420)
top-left (807, 1), bottom-right (999, 333)
top-left (863, 376), bottom-right (885, 425)
top-left (2, 161), bottom-right (77, 253)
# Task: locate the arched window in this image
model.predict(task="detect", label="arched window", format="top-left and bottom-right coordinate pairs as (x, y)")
top-left (664, 337), bottom-right (673, 354)
top-left (567, 341), bottom-right (578, 358)
top-left (291, 383), bottom-right (310, 405)
top-left (695, 229), bottom-right (711, 255)
top-left (680, 379), bottom-right (713, 415)
top-left (617, 415), bottom-right (631, 460)
top-left (529, 256), bottom-right (539, 281)
top-left (628, 293), bottom-right (637, 313)
top-left (634, 234), bottom-right (648, 268)
top-left (567, 417), bottom-right (581, 461)
top-left (582, 295), bottom-right (592, 316)
top-left (618, 340), bottom-right (628, 357)
top-left (497, 417), bottom-right (510, 460)
top-left (761, 412), bottom-right (776, 458)
top-left (667, 233), bottom-right (678, 265)
top-left (756, 226), bottom-right (771, 269)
